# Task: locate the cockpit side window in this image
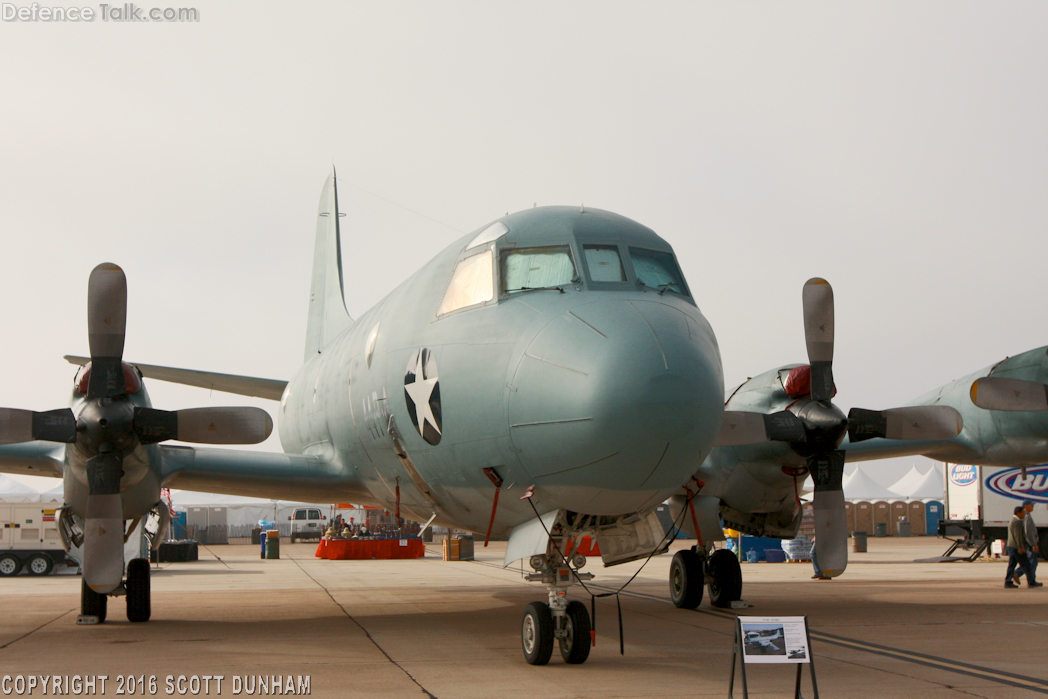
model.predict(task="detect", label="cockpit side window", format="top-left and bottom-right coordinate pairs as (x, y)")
top-left (583, 245), bottom-right (626, 283)
top-left (501, 246), bottom-right (577, 293)
top-left (437, 249), bottom-right (494, 316)
top-left (629, 247), bottom-right (689, 297)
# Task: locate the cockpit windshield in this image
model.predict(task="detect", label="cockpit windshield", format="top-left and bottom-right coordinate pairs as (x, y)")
top-left (501, 246), bottom-right (577, 293)
top-left (583, 245), bottom-right (626, 282)
top-left (629, 247), bottom-right (688, 297)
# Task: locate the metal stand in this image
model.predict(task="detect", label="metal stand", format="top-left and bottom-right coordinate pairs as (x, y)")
top-left (728, 617), bottom-right (819, 699)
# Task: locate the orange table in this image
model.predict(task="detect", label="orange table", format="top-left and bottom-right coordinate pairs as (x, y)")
top-left (315, 538), bottom-right (425, 560)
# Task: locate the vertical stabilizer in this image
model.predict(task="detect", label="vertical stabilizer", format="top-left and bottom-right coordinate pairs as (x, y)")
top-left (304, 168), bottom-right (354, 359)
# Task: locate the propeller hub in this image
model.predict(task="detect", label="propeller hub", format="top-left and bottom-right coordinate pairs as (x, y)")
top-left (789, 399), bottom-right (848, 456)
top-left (78, 399), bottom-right (137, 453)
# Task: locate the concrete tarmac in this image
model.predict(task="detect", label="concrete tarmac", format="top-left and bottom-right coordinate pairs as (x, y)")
top-left (0, 537), bottom-right (1046, 698)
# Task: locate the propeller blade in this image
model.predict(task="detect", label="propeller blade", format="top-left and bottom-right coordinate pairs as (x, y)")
top-left (134, 406), bottom-right (273, 444)
top-left (847, 406), bottom-right (963, 443)
top-left (802, 278), bottom-right (834, 401)
top-left (810, 450), bottom-right (847, 578)
top-left (86, 263), bottom-right (128, 399)
top-left (715, 410), bottom-right (805, 447)
top-left (970, 377), bottom-right (1048, 412)
top-left (83, 453), bottom-right (125, 594)
top-left (0, 408), bottom-right (77, 445)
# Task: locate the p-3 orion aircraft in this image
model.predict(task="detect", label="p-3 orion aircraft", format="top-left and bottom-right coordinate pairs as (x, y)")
top-left (0, 169), bottom-right (730, 665)
top-left (662, 278), bottom-right (1048, 611)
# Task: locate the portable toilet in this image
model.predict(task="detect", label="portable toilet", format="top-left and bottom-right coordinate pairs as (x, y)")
top-left (854, 501), bottom-right (874, 535)
top-left (925, 501), bottom-right (944, 535)
top-left (873, 501), bottom-right (891, 535)
top-left (845, 501), bottom-right (856, 533)
top-left (907, 501), bottom-right (926, 536)
top-left (891, 501), bottom-right (909, 534)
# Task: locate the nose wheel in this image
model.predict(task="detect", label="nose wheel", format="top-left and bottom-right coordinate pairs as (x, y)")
top-left (522, 602), bottom-right (554, 665)
top-left (521, 598), bottom-right (592, 665)
top-left (521, 552), bottom-right (594, 665)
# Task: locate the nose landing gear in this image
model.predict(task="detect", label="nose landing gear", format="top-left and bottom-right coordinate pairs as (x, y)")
top-left (521, 553), bottom-right (594, 665)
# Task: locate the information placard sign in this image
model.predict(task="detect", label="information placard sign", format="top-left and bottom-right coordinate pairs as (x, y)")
top-left (738, 616), bottom-right (811, 664)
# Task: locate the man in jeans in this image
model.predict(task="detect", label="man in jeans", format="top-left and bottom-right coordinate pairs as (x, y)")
top-left (1014, 500), bottom-right (1042, 588)
top-left (1005, 505), bottom-right (1034, 588)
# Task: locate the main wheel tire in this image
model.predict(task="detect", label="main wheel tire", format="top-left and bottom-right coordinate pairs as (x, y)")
top-left (707, 548), bottom-right (743, 608)
top-left (522, 601), bottom-right (555, 666)
top-left (126, 558), bottom-right (151, 623)
top-left (559, 600), bottom-right (592, 664)
top-left (0, 554), bottom-right (21, 577)
top-left (26, 554), bottom-right (53, 576)
top-left (669, 549), bottom-right (704, 609)
top-left (81, 579), bottom-right (107, 622)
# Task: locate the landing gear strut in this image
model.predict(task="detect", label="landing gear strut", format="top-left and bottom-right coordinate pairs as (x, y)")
top-left (521, 550), bottom-right (594, 665)
top-left (669, 545), bottom-right (743, 609)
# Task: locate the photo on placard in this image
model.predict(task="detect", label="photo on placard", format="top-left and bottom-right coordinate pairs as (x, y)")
top-left (741, 623), bottom-right (787, 657)
top-left (739, 616), bottom-right (811, 664)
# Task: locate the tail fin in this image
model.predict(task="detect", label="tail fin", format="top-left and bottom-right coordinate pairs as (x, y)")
top-left (304, 168), bottom-right (354, 359)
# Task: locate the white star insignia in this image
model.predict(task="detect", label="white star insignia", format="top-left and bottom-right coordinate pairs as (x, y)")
top-left (405, 350), bottom-right (441, 438)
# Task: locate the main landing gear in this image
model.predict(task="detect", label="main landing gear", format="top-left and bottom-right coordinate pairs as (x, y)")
top-left (521, 550), bottom-right (594, 665)
top-left (78, 558), bottom-right (151, 625)
top-left (670, 545), bottom-right (742, 609)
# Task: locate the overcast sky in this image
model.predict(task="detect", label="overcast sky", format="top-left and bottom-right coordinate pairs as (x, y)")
top-left (1, 3), bottom-right (1045, 493)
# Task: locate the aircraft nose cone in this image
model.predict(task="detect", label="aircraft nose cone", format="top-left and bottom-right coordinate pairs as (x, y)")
top-left (507, 297), bottom-right (723, 515)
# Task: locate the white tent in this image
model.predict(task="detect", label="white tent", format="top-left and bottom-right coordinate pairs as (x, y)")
top-left (38, 481), bottom-right (64, 503)
top-left (0, 474), bottom-right (42, 503)
top-left (887, 465), bottom-right (924, 499)
top-left (843, 468), bottom-right (899, 501)
top-left (889, 464), bottom-right (944, 501)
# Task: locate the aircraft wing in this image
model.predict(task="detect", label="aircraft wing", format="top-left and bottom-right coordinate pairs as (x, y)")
top-left (0, 442), bottom-right (65, 478)
top-left (157, 445), bottom-right (376, 505)
top-left (64, 355), bottom-right (287, 401)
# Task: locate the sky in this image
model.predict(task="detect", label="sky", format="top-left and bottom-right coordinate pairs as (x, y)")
top-left (1, 2), bottom-right (1045, 493)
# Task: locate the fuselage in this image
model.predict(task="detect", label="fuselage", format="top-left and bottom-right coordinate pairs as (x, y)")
top-left (279, 206), bottom-right (725, 536)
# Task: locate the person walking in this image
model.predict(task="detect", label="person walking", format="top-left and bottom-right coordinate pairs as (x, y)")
top-left (810, 535), bottom-right (830, 580)
top-left (1005, 505), bottom-right (1032, 588)
top-left (1015, 500), bottom-right (1042, 587)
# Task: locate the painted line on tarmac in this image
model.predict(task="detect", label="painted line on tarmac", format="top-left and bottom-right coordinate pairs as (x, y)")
top-left (809, 630), bottom-right (1048, 695)
top-left (0, 608), bottom-right (76, 650)
top-left (286, 555), bottom-right (439, 699)
top-left (586, 582), bottom-right (1048, 695)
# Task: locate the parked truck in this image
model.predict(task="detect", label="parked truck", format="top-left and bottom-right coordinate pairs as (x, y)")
top-left (0, 503), bottom-right (80, 576)
top-left (939, 463), bottom-right (1048, 560)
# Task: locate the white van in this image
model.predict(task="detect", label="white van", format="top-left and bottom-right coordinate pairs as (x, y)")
top-left (288, 508), bottom-right (326, 542)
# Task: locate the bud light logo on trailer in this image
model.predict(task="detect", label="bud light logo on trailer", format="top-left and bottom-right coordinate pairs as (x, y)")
top-left (949, 464), bottom-right (977, 486)
top-left (985, 465), bottom-right (1048, 504)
